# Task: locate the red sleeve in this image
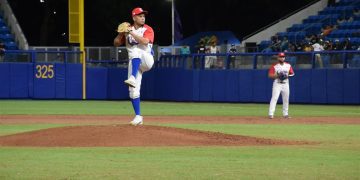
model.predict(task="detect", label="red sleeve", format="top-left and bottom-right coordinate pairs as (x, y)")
top-left (289, 66), bottom-right (295, 75)
top-left (269, 64), bottom-right (275, 75)
top-left (143, 25), bottom-right (154, 43)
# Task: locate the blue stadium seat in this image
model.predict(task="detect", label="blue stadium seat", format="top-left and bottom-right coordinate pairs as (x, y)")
top-left (0, 26), bottom-right (10, 34)
top-left (5, 41), bottom-right (17, 50)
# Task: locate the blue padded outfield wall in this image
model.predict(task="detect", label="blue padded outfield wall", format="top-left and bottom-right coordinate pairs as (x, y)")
top-left (0, 62), bottom-right (359, 104)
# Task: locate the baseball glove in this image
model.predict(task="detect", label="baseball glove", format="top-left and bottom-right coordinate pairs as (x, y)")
top-left (277, 71), bottom-right (288, 81)
top-left (117, 22), bottom-right (131, 33)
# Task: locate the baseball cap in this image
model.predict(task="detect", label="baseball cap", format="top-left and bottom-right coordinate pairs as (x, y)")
top-left (278, 52), bottom-right (285, 57)
top-left (132, 7), bottom-right (148, 17)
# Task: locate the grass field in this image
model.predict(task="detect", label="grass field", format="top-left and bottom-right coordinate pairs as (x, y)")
top-left (0, 100), bottom-right (359, 179)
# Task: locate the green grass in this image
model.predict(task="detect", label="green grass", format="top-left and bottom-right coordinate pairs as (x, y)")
top-left (0, 100), bottom-right (359, 179)
top-left (0, 100), bottom-right (359, 116)
top-left (0, 124), bottom-right (72, 136)
top-left (161, 124), bottom-right (360, 150)
top-left (0, 147), bottom-right (358, 179)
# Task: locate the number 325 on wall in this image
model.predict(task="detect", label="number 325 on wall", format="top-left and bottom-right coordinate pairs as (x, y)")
top-left (35, 64), bottom-right (54, 79)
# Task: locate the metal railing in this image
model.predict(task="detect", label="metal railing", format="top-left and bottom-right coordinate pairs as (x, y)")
top-left (156, 51), bottom-right (360, 69)
top-left (1, 50), bottom-right (359, 70)
top-left (0, 50), bottom-right (82, 63)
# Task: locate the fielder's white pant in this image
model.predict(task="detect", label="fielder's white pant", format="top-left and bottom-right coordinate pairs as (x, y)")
top-left (269, 82), bottom-right (290, 117)
top-left (128, 52), bottom-right (154, 99)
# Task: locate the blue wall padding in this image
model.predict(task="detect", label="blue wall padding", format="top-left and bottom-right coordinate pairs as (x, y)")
top-left (311, 69), bottom-right (327, 103)
top-left (152, 69), bottom-right (177, 100)
top-left (212, 70), bottom-right (227, 102)
top-left (327, 69), bottom-right (344, 104)
top-left (292, 70), bottom-right (311, 103)
top-left (28, 64), bottom-right (34, 98)
top-left (1, 62), bottom-right (360, 104)
top-left (238, 70), bottom-right (253, 102)
top-left (199, 70), bottom-right (213, 101)
top-left (107, 68), bottom-right (128, 99)
top-left (10, 63), bottom-right (29, 98)
top-left (192, 70), bottom-right (200, 101)
top-left (225, 70), bottom-right (239, 102)
top-left (86, 67), bottom-right (108, 99)
top-left (180, 70), bottom-right (195, 101)
top-left (33, 63), bottom-right (55, 98)
top-left (0, 63), bottom-right (10, 98)
top-left (140, 70), bottom-right (155, 100)
top-left (252, 70), bottom-right (272, 103)
top-left (343, 69), bottom-right (359, 104)
top-left (66, 64), bottom-right (82, 99)
top-left (55, 64), bottom-right (66, 98)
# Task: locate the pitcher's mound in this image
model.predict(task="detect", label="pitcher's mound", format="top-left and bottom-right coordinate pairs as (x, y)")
top-left (0, 125), bottom-right (309, 147)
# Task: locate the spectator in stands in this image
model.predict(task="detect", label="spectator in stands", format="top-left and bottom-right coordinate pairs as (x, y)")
top-left (342, 38), bottom-right (353, 50)
top-left (261, 45), bottom-right (273, 53)
top-left (321, 25), bottom-right (334, 36)
top-left (312, 40), bottom-right (325, 68)
top-left (204, 48), bottom-right (212, 69)
top-left (197, 41), bottom-right (206, 54)
top-left (324, 40), bottom-right (333, 51)
top-left (333, 39), bottom-right (344, 50)
top-left (303, 42), bottom-right (313, 52)
top-left (305, 35), bottom-right (312, 44)
top-left (0, 42), bottom-right (5, 62)
top-left (228, 44), bottom-right (237, 68)
top-left (195, 42), bottom-right (206, 68)
top-left (280, 36), bottom-right (289, 52)
top-left (288, 43), bottom-right (296, 52)
top-left (209, 41), bottom-right (221, 69)
top-left (295, 41), bottom-right (304, 52)
top-left (346, 16), bottom-right (354, 23)
top-left (310, 34), bottom-right (318, 45)
top-left (337, 17), bottom-right (346, 24)
top-left (353, 8), bottom-right (360, 16)
top-left (271, 35), bottom-right (281, 52)
top-left (180, 45), bottom-right (190, 55)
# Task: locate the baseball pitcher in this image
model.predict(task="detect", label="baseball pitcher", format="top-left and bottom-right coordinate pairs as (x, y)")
top-left (114, 7), bottom-right (154, 126)
top-left (268, 52), bottom-right (295, 119)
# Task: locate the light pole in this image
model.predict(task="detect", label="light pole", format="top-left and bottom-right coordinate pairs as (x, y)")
top-left (167, 0), bottom-right (174, 45)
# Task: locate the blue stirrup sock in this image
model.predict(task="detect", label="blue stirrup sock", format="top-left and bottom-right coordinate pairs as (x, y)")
top-left (131, 58), bottom-right (141, 78)
top-left (131, 97), bottom-right (141, 115)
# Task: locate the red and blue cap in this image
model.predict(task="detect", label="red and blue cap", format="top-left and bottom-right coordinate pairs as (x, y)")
top-left (278, 52), bottom-right (286, 57)
top-left (132, 7), bottom-right (148, 17)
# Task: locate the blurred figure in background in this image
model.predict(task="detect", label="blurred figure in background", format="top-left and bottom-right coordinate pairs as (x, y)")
top-left (0, 41), bottom-right (5, 62)
top-left (312, 39), bottom-right (325, 68)
top-left (228, 44), bottom-right (237, 68)
top-left (180, 45), bottom-right (190, 55)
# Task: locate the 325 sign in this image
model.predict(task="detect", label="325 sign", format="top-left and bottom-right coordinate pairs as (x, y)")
top-left (35, 64), bottom-right (54, 79)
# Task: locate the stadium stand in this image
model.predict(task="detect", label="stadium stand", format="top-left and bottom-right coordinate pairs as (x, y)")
top-left (0, 14), bottom-right (18, 50)
top-left (258, 0), bottom-right (360, 52)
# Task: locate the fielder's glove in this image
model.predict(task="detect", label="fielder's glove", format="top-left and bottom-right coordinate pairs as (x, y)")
top-left (277, 71), bottom-right (288, 81)
top-left (117, 22), bottom-right (131, 33)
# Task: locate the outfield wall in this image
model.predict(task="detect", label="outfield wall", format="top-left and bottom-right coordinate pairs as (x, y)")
top-left (0, 62), bottom-right (359, 104)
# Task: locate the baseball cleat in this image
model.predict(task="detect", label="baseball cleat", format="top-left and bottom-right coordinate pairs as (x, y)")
top-left (268, 115), bottom-right (274, 119)
top-left (283, 115), bottom-right (291, 119)
top-left (130, 115), bottom-right (143, 126)
top-left (124, 76), bottom-right (136, 88)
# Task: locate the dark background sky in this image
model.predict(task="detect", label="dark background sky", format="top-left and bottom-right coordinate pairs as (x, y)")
top-left (9, 0), bottom-right (314, 46)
